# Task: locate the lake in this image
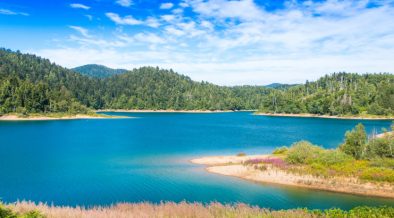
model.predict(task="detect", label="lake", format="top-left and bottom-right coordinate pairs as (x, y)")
top-left (0, 112), bottom-right (393, 210)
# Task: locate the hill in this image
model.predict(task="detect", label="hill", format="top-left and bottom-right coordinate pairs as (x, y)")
top-left (259, 73), bottom-right (394, 116)
top-left (0, 49), bottom-right (267, 114)
top-left (0, 48), bottom-right (393, 116)
top-left (72, 64), bottom-right (127, 78)
top-left (265, 83), bottom-right (299, 89)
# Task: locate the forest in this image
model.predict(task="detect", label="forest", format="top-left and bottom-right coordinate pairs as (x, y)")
top-left (72, 64), bottom-right (127, 78)
top-left (0, 48), bottom-right (393, 116)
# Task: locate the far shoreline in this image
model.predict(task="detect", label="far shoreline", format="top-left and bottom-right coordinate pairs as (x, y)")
top-left (96, 109), bottom-right (238, 113)
top-left (255, 112), bottom-right (394, 120)
top-left (0, 113), bottom-right (130, 121)
top-left (191, 155), bottom-right (394, 199)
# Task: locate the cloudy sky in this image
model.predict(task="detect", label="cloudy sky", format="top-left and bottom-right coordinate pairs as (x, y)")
top-left (0, 0), bottom-right (393, 85)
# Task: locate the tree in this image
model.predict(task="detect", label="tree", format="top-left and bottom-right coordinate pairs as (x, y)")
top-left (340, 123), bottom-right (367, 159)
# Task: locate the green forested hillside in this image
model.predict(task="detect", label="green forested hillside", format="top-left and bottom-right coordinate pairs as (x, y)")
top-left (0, 49), bottom-right (266, 113)
top-left (72, 64), bottom-right (127, 78)
top-left (260, 73), bottom-right (394, 116)
top-left (0, 49), bottom-right (393, 116)
top-left (264, 83), bottom-right (298, 89)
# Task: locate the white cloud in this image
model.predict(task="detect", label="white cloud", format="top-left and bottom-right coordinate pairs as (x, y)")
top-left (189, 0), bottom-right (265, 21)
top-left (106, 12), bottom-right (142, 25)
top-left (69, 26), bottom-right (91, 38)
top-left (134, 33), bottom-right (166, 44)
top-left (161, 15), bottom-right (176, 22)
top-left (116, 0), bottom-right (133, 7)
top-left (146, 17), bottom-right (161, 28)
top-left (160, 3), bottom-right (174, 9)
top-left (70, 3), bottom-right (90, 10)
top-left (0, 8), bottom-right (29, 16)
top-left (35, 0), bottom-right (394, 85)
top-left (106, 13), bottom-right (161, 27)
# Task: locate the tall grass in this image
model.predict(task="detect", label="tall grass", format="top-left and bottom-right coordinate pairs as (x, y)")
top-left (4, 201), bottom-right (394, 218)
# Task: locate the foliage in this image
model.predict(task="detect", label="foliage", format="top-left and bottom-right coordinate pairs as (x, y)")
top-left (340, 123), bottom-right (367, 159)
top-left (277, 127), bottom-right (394, 183)
top-left (272, 146), bottom-right (288, 155)
top-left (1, 49), bottom-right (393, 116)
top-left (259, 72), bottom-right (394, 116)
top-left (72, 64), bottom-right (127, 78)
top-left (367, 137), bottom-right (394, 158)
top-left (0, 202), bottom-right (43, 218)
top-left (236, 152), bottom-right (246, 157)
top-left (5, 201), bottom-right (394, 218)
top-left (285, 141), bottom-right (324, 164)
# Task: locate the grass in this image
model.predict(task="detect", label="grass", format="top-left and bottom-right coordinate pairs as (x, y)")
top-left (3, 201), bottom-right (394, 218)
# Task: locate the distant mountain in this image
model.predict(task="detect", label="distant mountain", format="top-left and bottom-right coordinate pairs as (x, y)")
top-left (72, 64), bottom-right (127, 78)
top-left (265, 83), bottom-right (299, 89)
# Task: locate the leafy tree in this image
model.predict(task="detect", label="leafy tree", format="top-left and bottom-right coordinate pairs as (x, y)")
top-left (340, 123), bottom-right (368, 159)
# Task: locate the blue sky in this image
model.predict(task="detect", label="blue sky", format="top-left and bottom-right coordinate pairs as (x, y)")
top-left (1, 0), bottom-right (394, 85)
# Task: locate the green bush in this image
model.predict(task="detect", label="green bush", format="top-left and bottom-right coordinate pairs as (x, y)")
top-left (348, 206), bottom-right (394, 218)
top-left (0, 203), bottom-right (44, 218)
top-left (314, 149), bottom-right (354, 166)
top-left (366, 137), bottom-right (394, 159)
top-left (285, 141), bottom-right (324, 164)
top-left (272, 146), bottom-right (288, 155)
top-left (236, 152), bottom-right (246, 157)
top-left (369, 158), bottom-right (394, 169)
top-left (340, 123), bottom-right (367, 159)
top-left (360, 167), bottom-right (394, 183)
top-left (0, 204), bottom-right (16, 218)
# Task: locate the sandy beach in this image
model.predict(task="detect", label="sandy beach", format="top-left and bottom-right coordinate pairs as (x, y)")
top-left (0, 114), bottom-right (129, 121)
top-left (255, 113), bottom-right (394, 120)
top-left (192, 155), bottom-right (394, 198)
top-left (376, 131), bottom-right (393, 138)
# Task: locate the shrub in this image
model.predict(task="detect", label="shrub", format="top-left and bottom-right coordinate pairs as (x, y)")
top-left (369, 158), bottom-right (394, 169)
top-left (366, 136), bottom-right (394, 158)
top-left (360, 167), bottom-right (394, 183)
top-left (0, 203), bottom-right (15, 218)
top-left (236, 152), bottom-right (246, 157)
top-left (0, 202), bottom-right (44, 218)
top-left (349, 206), bottom-right (394, 217)
top-left (340, 123), bottom-right (367, 159)
top-left (272, 146), bottom-right (288, 155)
top-left (314, 149), bottom-right (353, 166)
top-left (285, 141), bottom-right (324, 164)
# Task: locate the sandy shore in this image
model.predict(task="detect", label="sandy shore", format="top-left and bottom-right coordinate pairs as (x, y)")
top-left (255, 113), bottom-right (394, 120)
top-left (0, 114), bottom-right (129, 121)
top-left (97, 109), bottom-right (233, 113)
top-left (192, 155), bottom-right (394, 198)
top-left (376, 131), bottom-right (393, 138)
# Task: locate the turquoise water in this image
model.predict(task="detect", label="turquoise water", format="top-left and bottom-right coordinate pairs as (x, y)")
top-left (0, 112), bottom-right (393, 209)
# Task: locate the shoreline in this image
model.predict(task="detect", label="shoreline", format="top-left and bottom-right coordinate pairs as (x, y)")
top-left (376, 131), bottom-right (393, 138)
top-left (0, 114), bottom-right (130, 121)
top-left (96, 109), bottom-right (235, 113)
top-left (191, 155), bottom-right (394, 199)
top-left (255, 112), bottom-right (394, 120)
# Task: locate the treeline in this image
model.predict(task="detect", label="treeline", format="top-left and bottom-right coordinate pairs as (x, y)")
top-left (0, 48), bottom-right (393, 115)
top-left (72, 64), bottom-right (126, 78)
top-left (260, 73), bottom-right (394, 115)
top-left (0, 49), bottom-right (268, 114)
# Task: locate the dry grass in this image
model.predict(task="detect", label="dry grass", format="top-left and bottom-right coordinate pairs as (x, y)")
top-left (7, 201), bottom-right (314, 218)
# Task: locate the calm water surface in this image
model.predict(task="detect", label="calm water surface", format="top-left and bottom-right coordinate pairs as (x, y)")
top-left (0, 112), bottom-right (393, 209)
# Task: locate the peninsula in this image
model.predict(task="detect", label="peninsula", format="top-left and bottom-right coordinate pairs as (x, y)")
top-left (193, 123), bottom-right (394, 198)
